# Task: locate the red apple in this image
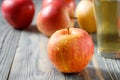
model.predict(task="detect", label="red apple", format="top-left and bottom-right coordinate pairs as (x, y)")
top-left (36, 0), bottom-right (75, 37)
top-left (64, 0), bottom-right (76, 20)
top-left (42, 0), bottom-right (53, 8)
top-left (1, 0), bottom-right (35, 29)
top-left (42, 0), bottom-right (76, 10)
top-left (64, 0), bottom-right (76, 10)
top-left (48, 28), bottom-right (94, 73)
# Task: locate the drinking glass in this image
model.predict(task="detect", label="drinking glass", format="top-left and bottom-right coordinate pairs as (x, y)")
top-left (94, 0), bottom-right (120, 58)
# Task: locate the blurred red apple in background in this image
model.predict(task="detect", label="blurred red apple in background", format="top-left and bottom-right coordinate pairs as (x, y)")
top-left (83, 0), bottom-right (93, 2)
top-left (36, 0), bottom-right (75, 37)
top-left (41, 0), bottom-right (53, 8)
top-left (42, 0), bottom-right (75, 9)
top-left (42, 0), bottom-right (75, 18)
top-left (48, 28), bottom-right (94, 73)
top-left (76, 0), bottom-right (96, 33)
top-left (64, 0), bottom-right (76, 10)
top-left (2, 0), bottom-right (35, 29)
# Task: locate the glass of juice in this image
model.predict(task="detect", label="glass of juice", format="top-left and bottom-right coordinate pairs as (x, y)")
top-left (94, 0), bottom-right (120, 58)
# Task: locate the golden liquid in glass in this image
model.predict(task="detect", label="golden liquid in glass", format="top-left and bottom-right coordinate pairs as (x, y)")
top-left (94, 0), bottom-right (120, 58)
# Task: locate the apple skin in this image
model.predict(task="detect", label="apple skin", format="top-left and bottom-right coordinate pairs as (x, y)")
top-left (36, 0), bottom-right (75, 37)
top-left (42, 0), bottom-right (75, 18)
top-left (41, 0), bottom-right (53, 8)
top-left (48, 28), bottom-right (94, 73)
top-left (76, 0), bottom-right (96, 33)
top-left (83, 0), bottom-right (93, 2)
top-left (2, 0), bottom-right (35, 29)
top-left (64, 0), bottom-right (76, 10)
top-left (42, 0), bottom-right (76, 10)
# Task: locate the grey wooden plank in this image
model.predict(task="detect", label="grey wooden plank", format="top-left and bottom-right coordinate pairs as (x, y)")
top-left (0, 26), bottom-right (10, 48)
top-left (0, 28), bottom-right (21, 80)
top-left (7, 27), bottom-right (51, 80)
top-left (102, 58), bottom-right (120, 80)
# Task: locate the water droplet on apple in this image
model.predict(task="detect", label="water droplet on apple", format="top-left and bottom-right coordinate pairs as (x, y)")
top-left (65, 40), bottom-right (68, 43)
top-left (57, 47), bottom-right (60, 51)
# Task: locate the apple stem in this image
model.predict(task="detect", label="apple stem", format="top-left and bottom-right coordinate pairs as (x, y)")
top-left (67, 27), bottom-right (70, 34)
top-left (70, 16), bottom-right (77, 20)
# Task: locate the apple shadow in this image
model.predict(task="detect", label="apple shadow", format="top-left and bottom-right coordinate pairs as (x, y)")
top-left (62, 70), bottom-right (85, 80)
top-left (79, 64), bottom-right (120, 80)
top-left (23, 24), bottom-right (40, 34)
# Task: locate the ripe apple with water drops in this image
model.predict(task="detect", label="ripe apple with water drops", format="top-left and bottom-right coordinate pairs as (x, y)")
top-left (48, 28), bottom-right (94, 73)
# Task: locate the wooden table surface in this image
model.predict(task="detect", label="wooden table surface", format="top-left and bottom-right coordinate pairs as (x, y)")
top-left (0, 0), bottom-right (120, 80)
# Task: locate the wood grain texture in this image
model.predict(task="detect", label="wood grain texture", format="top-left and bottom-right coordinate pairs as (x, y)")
top-left (0, 28), bottom-right (21, 79)
top-left (0, 0), bottom-right (120, 80)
